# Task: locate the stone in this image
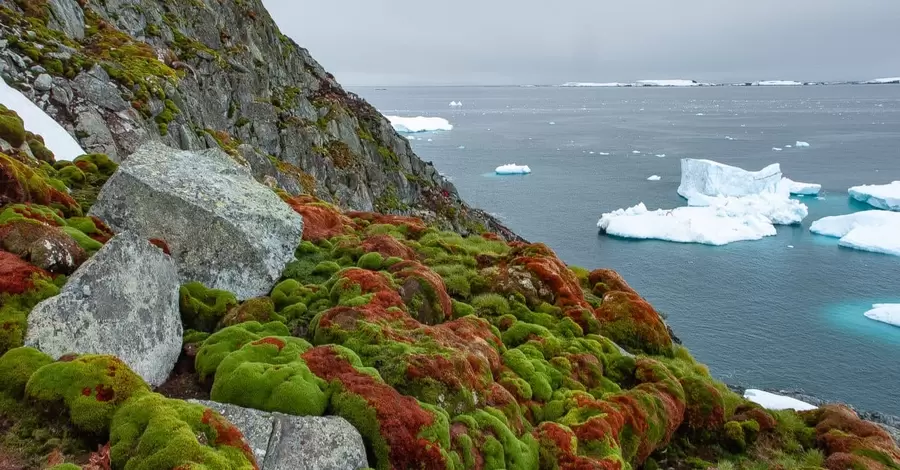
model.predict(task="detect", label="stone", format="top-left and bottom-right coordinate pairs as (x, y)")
top-left (90, 142), bottom-right (304, 299)
top-left (190, 400), bottom-right (368, 470)
top-left (0, 220), bottom-right (87, 275)
top-left (73, 65), bottom-right (129, 112)
top-left (25, 232), bottom-right (182, 387)
top-left (33, 73), bottom-right (52, 92)
top-left (47, 0), bottom-right (86, 40)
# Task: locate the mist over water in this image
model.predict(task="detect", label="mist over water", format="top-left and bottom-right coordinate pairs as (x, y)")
top-left (357, 85), bottom-right (900, 413)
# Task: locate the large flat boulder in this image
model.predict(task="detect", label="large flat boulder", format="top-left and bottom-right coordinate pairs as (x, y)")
top-left (90, 142), bottom-right (304, 299)
top-left (191, 400), bottom-right (368, 470)
top-left (25, 232), bottom-right (182, 386)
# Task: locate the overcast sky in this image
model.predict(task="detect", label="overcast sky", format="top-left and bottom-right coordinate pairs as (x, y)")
top-left (262, 0), bottom-right (900, 86)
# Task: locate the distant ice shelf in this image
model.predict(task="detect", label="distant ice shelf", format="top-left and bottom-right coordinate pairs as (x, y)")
top-left (386, 116), bottom-right (453, 133)
top-left (864, 304), bottom-right (900, 328)
top-left (810, 210), bottom-right (900, 256)
top-left (753, 80), bottom-right (803, 86)
top-left (495, 164), bottom-right (531, 175)
top-left (848, 181), bottom-right (900, 211)
top-left (744, 390), bottom-right (817, 411)
top-left (1, 76), bottom-right (86, 161)
top-left (865, 77), bottom-right (900, 84)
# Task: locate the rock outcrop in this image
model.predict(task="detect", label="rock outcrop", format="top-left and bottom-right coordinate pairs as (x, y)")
top-left (191, 400), bottom-right (369, 470)
top-left (25, 232), bottom-right (181, 386)
top-left (0, 0), bottom-right (519, 239)
top-left (90, 141), bottom-right (303, 299)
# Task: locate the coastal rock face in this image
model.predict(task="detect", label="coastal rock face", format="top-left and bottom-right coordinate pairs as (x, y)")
top-left (191, 400), bottom-right (369, 470)
top-left (0, 0), bottom-right (518, 239)
top-left (24, 232), bottom-right (181, 386)
top-left (90, 141), bottom-right (304, 299)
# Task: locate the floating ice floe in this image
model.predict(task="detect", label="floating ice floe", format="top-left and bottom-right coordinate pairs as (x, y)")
top-left (598, 159), bottom-right (811, 246)
top-left (656, 154), bottom-right (666, 158)
top-left (561, 82), bottom-right (629, 87)
top-left (783, 178), bottom-right (822, 196)
top-left (744, 390), bottom-right (817, 411)
top-left (632, 150), bottom-right (641, 154)
top-left (725, 136), bottom-right (734, 141)
top-left (795, 141), bottom-right (810, 147)
top-left (0, 76), bottom-right (86, 161)
top-left (647, 175), bottom-right (661, 181)
top-left (753, 80), bottom-right (803, 86)
top-left (495, 164), bottom-right (532, 175)
top-left (810, 210), bottom-right (900, 256)
top-left (773, 147), bottom-right (783, 151)
top-left (848, 181), bottom-right (900, 211)
top-left (636, 79), bottom-right (701, 87)
top-left (449, 101), bottom-right (463, 107)
top-left (549, 121), bottom-right (556, 125)
top-left (864, 304), bottom-right (900, 328)
top-left (387, 116), bottom-right (453, 133)
top-left (599, 152), bottom-right (610, 156)
top-left (865, 77), bottom-right (900, 84)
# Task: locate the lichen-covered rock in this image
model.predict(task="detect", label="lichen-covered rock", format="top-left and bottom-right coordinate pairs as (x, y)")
top-left (109, 393), bottom-right (257, 469)
top-left (0, 219), bottom-right (87, 274)
top-left (191, 400), bottom-right (369, 470)
top-left (90, 142), bottom-right (304, 299)
top-left (25, 232), bottom-right (182, 386)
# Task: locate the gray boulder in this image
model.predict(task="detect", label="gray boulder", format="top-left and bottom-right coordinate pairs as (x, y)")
top-left (25, 232), bottom-right (182, 387)
top-left (90, 141), bottom-right (304, 299)
top-left (47, 0), bottom-right (85, 40)
top-left (191, 400), bottom-right (368, 470)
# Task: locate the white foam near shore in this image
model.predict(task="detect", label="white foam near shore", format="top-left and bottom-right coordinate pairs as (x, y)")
top-left (848, 181), bottom-right (900, 211)
top-left (387, 116), bottom-right (453, 133)
top-left (0, 77), bottom-right (86, 161)
top-left (744, 390), bottom-right (817, 411)
top-left (864, 304), bottom-right (900, 328)
top-left (810, 210), bottom-right (900, 256)
top-left (495, 164), bottom-right (531, 175)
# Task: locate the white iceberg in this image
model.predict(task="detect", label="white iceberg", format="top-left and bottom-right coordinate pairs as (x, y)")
top-left (599, 152), bottom-right (610, 156)
top-left (753, 80), bottom-right (803, 86)
top-left (848, 181), bottom-right (900, 211)
top-left (387, 116), bottom-right (453, 133)
top-left (636, 79), bottom-right (701, 87)
top-left (865, 77), bottom-right (900, 84)
top-left (678, 159), bottom-right (782, 199)
top-left (647, 175), bottom-right (661, 181)
top-left (773, 147), bottom-right (783, 151)
top-left (495, 164), bottom-right (531, 175)
top-left (561, 82), bottom-right (628, 87)
top-left (744, 390), bottom-right (816, 411)
top-left (0, 77), bottom-right (86, 161)
top-left (864, 304), bottom-right (900, 328)
top-left (810, 210), bottom-right (900, 256)
top-left (632, 150), bottom-right (641, 154)
top-left (783, 178), bottom-right (821, 196)
top-left (795, 141), bottom-right (810, 147)
top-left (449, 101), bottom-right (463, 107)
top-left (656, 154), bottom-right (666, 158)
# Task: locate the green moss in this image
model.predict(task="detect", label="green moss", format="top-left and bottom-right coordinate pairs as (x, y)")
top-left (194, 321), bottom-right (291, 381)
top-left (154, 99), bottom-right (180, 135)
top-left (56, 165), bottom-right (86, 186)
top-left (0, 347), bottom-right (52, 398)
top-left (220, 297), bottom-right (282, 327)
top-left (0, 275), bottom-right (61, 354)
top-left (471, 293), bottom-right (511, 317)
top-left (60, 225), bottom-right (103, 254)
top-left (25, 355), bottom-right (150, 434)
top-left (210, 337), bottom-right (329, 416)
top-left (109, 393), bottom-right (256, 469)
top-left (179, 282), bottom-right (239, 332)
top-left (48, 464), bottom-right (82, 470)
top-left (724, 420), bottom-right (746, 451)
top-left (0, 106), bottom-right (26, 147)
top-left (27, 134), bottom-right (54, 162)
top-left (357, 252), bottom-right (384, 271)
top-left (451, 299), bottom-right (475, 318)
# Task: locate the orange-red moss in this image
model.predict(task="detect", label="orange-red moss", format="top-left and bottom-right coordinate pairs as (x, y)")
top-left (0, 250), bottom-right (49, 295)
top-left (282, 195), bottom-right (353, 242)
top-left (360, 234), bottom-right (417, 260)
top-left (595, 291), bottom-right (673, 356)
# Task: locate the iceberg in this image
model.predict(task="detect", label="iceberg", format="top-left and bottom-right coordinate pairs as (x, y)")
top-left (387, 116), bottom-right (453, 133)
top-left (636, 79), bottom-right (701, 87)
top-left (647, 175), bottom-right (661, 181)
top-left (783, 178), bottom-right (821, 196)
top-left (810, 211), bottom-right (900, 256)
top-left (795, 141), bottom-right (810, 147)
top-left (848, 181), bottom-right (900, 211)
top-left (0, 77), bottom-right (86, 161)
top-left (495, 164), bottom-right (531, 175)
top-left (773, 147), bottom-right (783, 151)
top-left (865, 77), bottom-right (900, 84)
top-left (677, 159), bottom-right (782, 199)
top-left (753, 80), bottom-right (803, 86)
top-left (864, 304), bottom-right (900, 328)
top-left (561, 82), bottom-right (628, 87)
top-left (449, 101), bottom-right (463, 107)
top-left (744, 390), bottom-right (816, 411)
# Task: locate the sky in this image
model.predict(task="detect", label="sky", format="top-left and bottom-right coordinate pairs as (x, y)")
top-left (262, 0), bottom-right (900, 86)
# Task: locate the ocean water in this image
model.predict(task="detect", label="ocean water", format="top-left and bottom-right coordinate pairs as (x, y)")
top-left (355, 85), bottom-right (900, 414)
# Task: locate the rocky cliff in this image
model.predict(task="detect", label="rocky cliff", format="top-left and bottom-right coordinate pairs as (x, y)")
top-left (0, 0), bottom-right (518, 238)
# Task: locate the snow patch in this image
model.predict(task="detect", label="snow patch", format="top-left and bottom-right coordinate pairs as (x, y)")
top-left (864, 304), bottom-right (900, 328)
top-left (810, 210), bottom-right (900, 256)
top-left (848, 181), bottom-right (900, 211)
top-left (0, 77), bottom-right (86, 161)
top-left (495, 164), bottom-right (532, 175)
top-left (744, 390), bottom-right (816, 411)
top-left (387, 116), bottom-right (453, 133)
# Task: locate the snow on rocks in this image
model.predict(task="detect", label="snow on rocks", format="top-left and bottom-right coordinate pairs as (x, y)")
top-left (784, 178), bottom-right (822, 196)
top-left (744, 390), bottom-right (817, 411)
top-left (848, 181), bottom-right (900, 211)
top-left (495, 164), bottom-right (531, 175)
top-left (386, 116), bottom-right (453, 133)
top-left (810, 210), bottom-right (900, 256)
top-left (864, 304), bottom-right (900, 328)
top-left (1, 76), bottom-right (86, 161)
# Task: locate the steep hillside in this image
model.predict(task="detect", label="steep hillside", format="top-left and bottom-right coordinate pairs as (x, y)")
top-left (0, 0), bottom-right (517, 238)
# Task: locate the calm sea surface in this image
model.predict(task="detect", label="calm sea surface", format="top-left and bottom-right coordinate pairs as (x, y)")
top-left (354, 85), bottom-right (900, 414)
